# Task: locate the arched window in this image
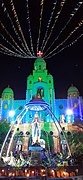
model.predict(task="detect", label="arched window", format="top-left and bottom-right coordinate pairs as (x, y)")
top-left (37, 88), bottom-right (44, 97)
top-left (30, 81), bottom-right (32, 84)
top-left (39, 65), bottom-right (41, 69)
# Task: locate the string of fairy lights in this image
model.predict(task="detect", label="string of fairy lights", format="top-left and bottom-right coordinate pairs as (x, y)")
top-left (0, 0), bottom-right (32, 58)
top-left (0, 33), bottom-right (25, 57)
top-left (0, 44), bottom-right (25, 58)
top-left (0, 21), bottom-right (28, 57)
top-left (0, 0), bottom-right (83, 59)
top-left (40, 0), bottom-right (57, 51)
top-left (44, 19), bottom-right (83, 58)
top-left (26, 0), bottom-right (35, 56)
top-left (41, 0), bottom-right (66, 52)
top-left (43, 1), bottom-right (83, 57)
top-left (37, 0), bottom-right (44, 52)
top-left (45, 33), bottom-right (83, 59)
top-left (10, 0), bottom-right (33, 57)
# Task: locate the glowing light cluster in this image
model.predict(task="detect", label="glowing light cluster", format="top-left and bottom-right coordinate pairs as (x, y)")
top-left (66, 109), bottom-right (73, 115)
top-left (8, 110), bottom-right (15, 117)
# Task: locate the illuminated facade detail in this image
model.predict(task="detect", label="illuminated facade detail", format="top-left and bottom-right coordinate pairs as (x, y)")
top-left (60, 114), bottom-right (65, 123)
top-left (0, 58), bottom-right (83, 124)
top-left (4, 104), bottom-right (8, 109)
top-left (74, 102), bottom-right (78, 108)
top-left (38, 77), bottom-right (42, 82)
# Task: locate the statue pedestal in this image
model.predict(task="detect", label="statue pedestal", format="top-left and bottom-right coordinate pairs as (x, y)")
top-left (29, 145), bottom-right (43, 166)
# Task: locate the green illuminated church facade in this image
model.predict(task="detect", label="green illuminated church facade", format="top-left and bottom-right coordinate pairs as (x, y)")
top-left (0, 58), bottom-right (83, 124)
top-left (27, 58), bottom-right (55, 111)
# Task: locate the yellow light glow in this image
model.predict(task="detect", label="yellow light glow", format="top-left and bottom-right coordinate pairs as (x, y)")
top-left (32, 171), bottom-right (34, 174)
top-left (2, 169), bottom-right (4, 172)
top-left (12, 173), bottom-right (15, 176)
top-left (26, 173), bottom-right (29, 177)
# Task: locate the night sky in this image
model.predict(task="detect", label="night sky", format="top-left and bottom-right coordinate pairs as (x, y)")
top-left (0, 0), bottom-right (83, 100)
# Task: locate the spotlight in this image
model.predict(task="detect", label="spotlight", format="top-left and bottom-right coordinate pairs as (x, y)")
top-left (8, 110), bottom-right (15, 117)
top-left (66, 109), bottom-right (73, 115)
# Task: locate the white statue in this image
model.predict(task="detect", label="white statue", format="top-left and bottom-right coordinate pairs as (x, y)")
top-left (8, 151), bottom-right (16, 166)
top-left (16, 139), bottom-right (22, 152)
top-left (32, 112), bottom-right (41, 144)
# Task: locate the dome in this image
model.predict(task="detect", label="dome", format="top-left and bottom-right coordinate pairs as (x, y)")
top-left (2, 86), bottom-right (14, 99)
top-left (35, 58), bottom-right (45, 63)
top-left (67, 85), bottom-right (79, 98)
top-left (34, 58), bottom-right (46, 70)
top-left (3, 87), bottom-right (14, 95)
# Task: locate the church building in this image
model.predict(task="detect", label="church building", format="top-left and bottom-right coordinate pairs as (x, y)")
top-left (0, 58), bottom-right (83, 125)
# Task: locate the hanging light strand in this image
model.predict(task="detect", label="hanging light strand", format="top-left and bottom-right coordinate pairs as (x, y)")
top-left (0, 49), bottom-right (27, 58)
top-left (26, 0), bottom-right (35, 56)
top-left (40, 0), bottom-right (57, 51)
top-left (0, 33), bottom-right (27, 57)
top-left (43, 20), bottom-right (83, 58)
top-left (45, 33), bottom-right (83, 59)
top-left (37, 0), bottom-right (44, 52)
top-left (43, 0), bottom-right (83, 56)
top-left (42, 0), bottom-right (66, 52)
top-left (10, 0), bottom-right (33, 57)
top-left (0, 21), bottom-right (29, 57)
top-left (0, 0), bottom-right (31, 56)
top-left (0, 44), bottom-right (27, 58)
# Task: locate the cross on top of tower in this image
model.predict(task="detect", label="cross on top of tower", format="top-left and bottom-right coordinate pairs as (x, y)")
top-left (37, 51), bottom-right (43, 57)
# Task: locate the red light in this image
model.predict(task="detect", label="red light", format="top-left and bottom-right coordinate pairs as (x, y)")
top-left (37, 51), bottom-right (43, 57)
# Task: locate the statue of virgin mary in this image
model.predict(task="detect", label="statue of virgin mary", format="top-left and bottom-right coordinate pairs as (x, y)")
top-left (32, 112), bottom-right (41, 144)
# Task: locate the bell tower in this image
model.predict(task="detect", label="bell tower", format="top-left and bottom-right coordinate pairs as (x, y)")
top-left (26, 58), bottom-right (55, 122)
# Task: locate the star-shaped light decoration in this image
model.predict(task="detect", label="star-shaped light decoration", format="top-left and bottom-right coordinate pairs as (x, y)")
top-left (37, 51), bottom-right (43, 58)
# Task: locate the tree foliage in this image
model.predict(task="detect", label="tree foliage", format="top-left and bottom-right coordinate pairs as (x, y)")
top-left (0, 120), bottom-right (10, 149)
top-left (66, 130), bottom-right (83, 156)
